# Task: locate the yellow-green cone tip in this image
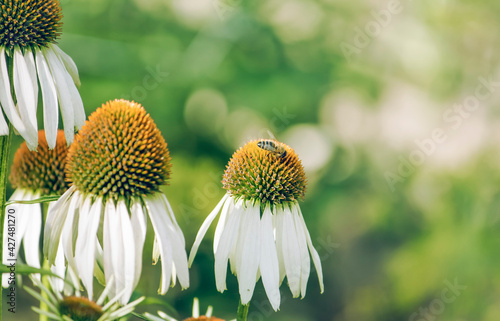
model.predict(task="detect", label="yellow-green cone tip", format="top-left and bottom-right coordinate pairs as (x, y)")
top-left (66, 99), bottom-right (171, 200)
top-left (58, 296), bottom-right (103, 321)
top-left (9, 130), bottom-right (69, 195)
top-left (0, 0), bottom-right (62, 52)
top-left (222, 139), bottom-right (306, 205)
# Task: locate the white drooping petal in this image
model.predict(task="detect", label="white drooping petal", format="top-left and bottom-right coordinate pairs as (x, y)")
top-left (297, 206), bottom-right (324, 293)
top-left (0, 107), bottom-right (7, 135)
top-left (50, 44), bottom-right (81, 87)
top-left (13, 49), bottom-right (38, 135)
top-left (130, 199), bottom-right (147, 288)
top-left (145, 197), bottom-right (173, 294)
top-left (22, 194), bottom-right (43, 282)
top-left (214, 197), bottom-right (233, 253)
top-left (189, 193), bottom-right (229, 266)
top-left (75, 196), bottom-right (102, 299)
top-left (159, 195), bottom-right (189, 289)
top-left (103, 199), bottom-right (120, 298)
top-left (238, 203), bottom-right (261, 305)
top-left (259, 206), bottom-right (280, 311)
top-left (292, 205), bottom-right (310, 298)
top-left (23, 50), bottom-right (38, 114)
top-left (44, 187), bottom-right (76, 263)
top-left (43, 48), bottom-right (78, 143)
top-left (273, 206), bottom-right (287, 287)
top-left (281, 207), bottom-right (301, 298)
top-left (51, 239), bottom-right (66, 293)
top-left (61, 190), bottom-right (82, 274)
top-left (116, 199), bottom-right (136, 304)
top-left (35, 48), bottom-right (59, 149)
top-left (0, 48), bottom-right (36, 149)
top-left (214, 200), bottom-right (242, 292)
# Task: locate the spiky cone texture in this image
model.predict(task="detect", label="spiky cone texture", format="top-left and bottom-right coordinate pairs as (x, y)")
top-left (26, 275), bottom-right (145, 321)
top-left (44, 99), bottom-right (189, 305)
top-left (189, 140), bottom-right (324, 311)
top-left (0, 0), bottom-right (85, 150)
top-left (2, 130), bottom-right (69, 287)
top-left (144, 298), bottom-right (229, 321)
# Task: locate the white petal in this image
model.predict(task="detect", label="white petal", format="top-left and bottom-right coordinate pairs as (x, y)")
top-left (188, 193), bottom-right (229, 266)
top-left (61, 191), bottom-right (82, 274)
top-left (291, 205), bottom-right (310, 298)
top-left (297, 206), bottom-right (324, 293)
top-left (22, 200), bottom-right (42, 281)
top-left (281, 208), bottom-right (301, 298)
top-left (0, 98), bottom-right (7, 135)
top-left (13, 49), bottom-right (38, 135)
top-left (274, 206), bottom-right (286, 285)
top-left (259, 206), bottom-right (280, 311)
top-left (75, 196), bottom-right (102, 299)
top-left (44, 187), bottom-right (76, 263)
top-left (50, 44), bottom-right (81, 87)
top-left (214, 203), bottom-right (242, 292)
top-left (145, 197), bottom-right (173, 294)
top-left (50, 240), bottom-right (66, 293)
top-left (116, 200), bottom-right (136, 304)
top-left (130, 199), bottom-right (147, 288)
top-left (238, 204), bottom-right (261, 305)
top-left (35, 48), bottom-right (59, 149)
top-left (214, 197), bottom-right (233, 253)
top-left (0, 48), bottom-right (36, 149)
top-left (24, 50), bottom-right (38, 110)
top-left (43, 48), bottom-right (78, 143)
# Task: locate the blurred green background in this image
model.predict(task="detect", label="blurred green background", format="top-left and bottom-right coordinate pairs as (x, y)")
top-left (6, 0), bottom-right (500, 320)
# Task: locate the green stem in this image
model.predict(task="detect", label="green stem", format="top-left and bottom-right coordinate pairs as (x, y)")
top-left (236, 301), bottom-right (250, 321)
top-left (40, 261), bottom-right (50, 321)
top-left (0, 123), bottom-right (13, 321)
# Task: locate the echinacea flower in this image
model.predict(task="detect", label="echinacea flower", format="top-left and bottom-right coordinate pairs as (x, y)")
top-left (44, 99), bottom-right (189, 305)
top-left (189, 139), bottom-right (324, 311)
top-left (2, 130), bottom-right (69, 287)
top-left (0, 0), bottom-right (85, 149)
top-left (26, 275), bottom-right (145, 321)
top-left (144, 298), bottom-right (229, 321)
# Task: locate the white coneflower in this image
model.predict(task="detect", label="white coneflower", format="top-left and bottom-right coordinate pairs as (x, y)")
top-left (2, 130), bottom-right (68, 287)
top-left (0, 0), bottom-right (85, 150)
top-left (44, 99), bottom-right (189, 305)
top-left (144, 297), bottom-right (229, 321)
top-left (189, 139), bottom-right (324, 311)
top-left (26, 275), bottom-right (145, 321)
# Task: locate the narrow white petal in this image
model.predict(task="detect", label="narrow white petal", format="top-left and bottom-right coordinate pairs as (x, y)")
top-left (152, 237), bottom-right (160, 264)
top-left (13, 49), bottom-right (38, 132)
top-left (0, 104), bottom-right (7, 135)
top-left (214, 197), bottom-right (233, 253)
top-left (103, 199), bottom-right (125, 299)
top-left (44, 187), bottom-right (76, 263)
top-left (238, 204), bottom-right (261, 305)
top-left (297, 206), bottom-right (324, 293)
top-left (75, 197), bottom-right (102, 299)
top-left (292, 205), bottom-right (310, 298)
top-left (50, 241), bottom-right (66, 293)
top-left (145, 197), bottom-right (173, 294)
top-left (214, 203), bottom-right (241, 292)
top-left (130, 199), bottom-right (147, 288)
top-left (116, 200), bottom-right (137, 304)
top-left (50, 44), bottom-right (81, 87)
top-left (193, 297), bottom-right (200, 317)
top-left (61, 191), bottom-right (82, 274)
top-left (0, 48), bottom-right (36, 149)
top-left (22, 201), bottom-right (42, 281)
top-left (43, 48), bottom-right (77, 143)
top-left (281, 208), bottom-right (301, 298)
top-left (188, 193), bottom-right (229, 266)
top-left (274, 206), bottom-right (286, 286)
top-left (24, 50), bottom-right (38, 110)
top-left (35, 48), bottom-right (59, 149)
top-left (259, 206), bottom-right (280, 311)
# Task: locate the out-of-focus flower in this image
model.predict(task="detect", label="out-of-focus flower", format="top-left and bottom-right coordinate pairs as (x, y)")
top-left (144, 298), bottom-right (229, 321)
